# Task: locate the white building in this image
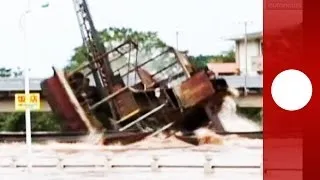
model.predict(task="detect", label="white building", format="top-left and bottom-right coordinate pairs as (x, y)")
top-left (228, 32), bottom-right (263, 75)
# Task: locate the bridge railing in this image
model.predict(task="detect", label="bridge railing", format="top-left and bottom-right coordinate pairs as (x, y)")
top-left (0, 75), bottom-right (263, 92)
top-left (0, 78), bottom-right (43, 91)
top-left (219, 75), bottom-right (262, 88)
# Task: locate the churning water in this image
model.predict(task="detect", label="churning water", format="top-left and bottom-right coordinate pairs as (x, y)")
top-left (0, 135), bottom-right (262, 180)
top-left (0, 88), bottom-right (262, 179)
top-left (217, 91), bottom-right (262, 132)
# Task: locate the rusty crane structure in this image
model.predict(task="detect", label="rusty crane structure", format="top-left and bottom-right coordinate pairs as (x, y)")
top-left (41, 0), bottom-right (232, 143)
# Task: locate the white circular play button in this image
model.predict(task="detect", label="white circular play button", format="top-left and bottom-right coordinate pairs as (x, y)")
top-left (271, 69), bottom-right (313, 111)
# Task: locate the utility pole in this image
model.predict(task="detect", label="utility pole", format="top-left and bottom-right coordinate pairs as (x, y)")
top-left (244, 21), bottom-right (248, 96)
top-left (238, 21), bottom-right (252, 95)
top-left (20, 0), bottom-right (50, 172)
top-left (176, 31), bottom-right (179, 50)
top-left (22, 0), bottom-right (32, 172)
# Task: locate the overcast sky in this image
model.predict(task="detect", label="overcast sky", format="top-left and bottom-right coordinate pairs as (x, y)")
top-left (0, 0), bottom-right (262, 78)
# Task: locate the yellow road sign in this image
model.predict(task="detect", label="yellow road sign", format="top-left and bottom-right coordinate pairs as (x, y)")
top-left (15, 93), bottom-right (41, 111)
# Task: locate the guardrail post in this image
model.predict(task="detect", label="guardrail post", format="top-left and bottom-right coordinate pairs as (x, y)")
top-left (57, 156), bottom-right (64, 169)
top-left (104, 155), bottom-right (112, 170)
top-left (204, 154), bottom-right (213, 174)
top-left (151, 155), bottom-right (160, 172)
top-left (11, 156), bottom-right (17, 168)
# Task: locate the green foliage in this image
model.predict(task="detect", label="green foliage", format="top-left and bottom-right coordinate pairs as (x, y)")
top-left (216, 49), bottom-right (236, 63)
top-left (100, 27), bottom-right (166, 51)
top-left (0, 27), bottom-right (242, 133)
top-left (0, 67), bottom-right (23, 78)
top-left (65, 46), bottom-right (88, 71)
top-left (0, 66), bottom-right (61, 132)
top-left (0, 112), bottom-right (62, 132)
top-left (31, 112), bottom-right (62, 131)
top-left (0, 67), bottom-right (11, 77)
top-left (189, 55), bottom-right (214, 69)
top-left (189, 49), bottom-right (236, 69)
top-left (65, 27), bottom-right (237, 82)
top-left (65, 27), bottom-right (168, 72)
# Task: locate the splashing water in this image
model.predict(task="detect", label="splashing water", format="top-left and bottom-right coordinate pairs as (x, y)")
top-left (194, 128), bottom-right (224, 145)
top-left (80, 131), bottom-right (105, 145)
top-left (217, 90), bottom-right (262, 132)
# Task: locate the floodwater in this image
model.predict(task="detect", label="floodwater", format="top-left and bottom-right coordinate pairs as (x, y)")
top-left (0, 92), bottom-right (263, 179)
top-left (0, 135), bottom-right (262, 180)
top-left (218, 95), bottom-right (262, 132)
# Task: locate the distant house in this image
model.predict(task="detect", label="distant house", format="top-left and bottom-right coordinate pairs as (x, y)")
top-left (227, 32), bottom-right (263, 75)
top-left (207, 62), bottom-right (239, 76)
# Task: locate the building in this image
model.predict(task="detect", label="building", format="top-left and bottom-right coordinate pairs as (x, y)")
top-left (228, 32), bottom-right (263, 75)
top-left (207, 62), bottom-right (239, 76)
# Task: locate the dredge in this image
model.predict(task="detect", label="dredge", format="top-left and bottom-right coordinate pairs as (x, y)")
top-left (40, 0), bottom-right (249, 145)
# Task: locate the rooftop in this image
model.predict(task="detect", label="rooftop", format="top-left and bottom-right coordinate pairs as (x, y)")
top-left (207, 62), bottom-right (239, 74)
top-left (226, 32), bottom-right (262, 41)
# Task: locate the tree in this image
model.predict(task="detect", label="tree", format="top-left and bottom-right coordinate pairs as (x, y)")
top-left (188, 49), bottom-right (236, 69)
top-left (0, 112), bottom-right (62, 132)
top-left (218, 48), bottom-right (236, 63)
top-left (65, 27), bottom-right (168, 73)
top-left (66, 27), bottom-right (238, 79)
top-left (0, 66), bottom-right (61, 132)
top-left (189, 55), bottom-right (211, 67)
top-left (12, 67), bottom-right (23, 77)
top-left (0, 67), bottom-right (12, 77)
top-left (0, 67), bottom-right (23, 78)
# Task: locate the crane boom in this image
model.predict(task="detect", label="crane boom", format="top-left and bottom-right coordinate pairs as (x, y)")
top-left (72, 0), bottom-right (114, 91)
top-left (72, 0), bottom-right (118, 120)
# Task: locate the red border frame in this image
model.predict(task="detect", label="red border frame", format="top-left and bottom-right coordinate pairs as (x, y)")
top-left (302, 0), bottom-right (320, 179)
top-left (264, 0), bottom-right (304, 179)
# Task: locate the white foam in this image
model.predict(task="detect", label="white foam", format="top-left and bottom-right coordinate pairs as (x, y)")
top-left (218, 95), bottom-right (261, 132)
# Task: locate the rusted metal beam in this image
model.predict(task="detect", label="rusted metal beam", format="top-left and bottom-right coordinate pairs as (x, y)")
top-left (171, 48), bottom-right (193, 78)
top-left (0, 94), bottom-right (262, 113)
top-left (89, 86), bottom-right (129, 110)
top-left (149, 122), bottom-right (175, 137)
top-left (118, 102), bottom-right (167, 131)
top-left (173, 71), bottom-right (215, 108)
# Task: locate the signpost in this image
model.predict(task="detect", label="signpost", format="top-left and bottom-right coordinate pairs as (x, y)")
top-left (15, 93), bottom-right (41, 111)
top-left (15, 92), bottom-right (41, 171)
top-left (19, 1), bottom-right (50, 171)
top-left (15, 93), bottom-right (40, 171)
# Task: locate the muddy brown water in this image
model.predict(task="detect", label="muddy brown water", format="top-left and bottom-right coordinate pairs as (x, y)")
top-left (0, 93), bottom-right (263, 179)
top-left (0, 134), bottom-right (262, 180)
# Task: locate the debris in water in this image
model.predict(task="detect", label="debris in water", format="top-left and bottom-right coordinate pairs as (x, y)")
top-left (194, 128), bottom-right (224, 145)
top-left (127, 133), bottom-right (193, 149)
top-left (80, 131), bottom-right (105, 145)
